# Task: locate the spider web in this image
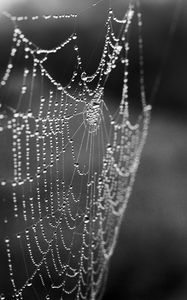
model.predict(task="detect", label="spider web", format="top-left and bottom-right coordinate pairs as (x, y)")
top-left (0, 2), bottom-right (151, 300)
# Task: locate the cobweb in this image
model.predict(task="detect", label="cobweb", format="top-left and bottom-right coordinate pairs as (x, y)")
top-left (0, 1), bottom-right (151, 300)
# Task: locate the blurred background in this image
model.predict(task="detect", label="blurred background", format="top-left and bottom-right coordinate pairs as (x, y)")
top-left (0, 0), bottom-right (187, 299)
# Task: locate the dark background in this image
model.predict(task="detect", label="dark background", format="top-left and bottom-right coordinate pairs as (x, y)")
top-left (0, 0), bottom-right (187, 299)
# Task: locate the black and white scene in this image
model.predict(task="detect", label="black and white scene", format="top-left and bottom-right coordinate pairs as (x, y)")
top-left (0, 0), bottom-right (186, 300)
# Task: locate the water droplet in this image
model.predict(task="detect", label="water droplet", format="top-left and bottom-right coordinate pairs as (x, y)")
top-left (81, 72), bottom-right (87, 81)
top-left (109, 9), bottom-right (113, 16)
top-left (57, 85), bottom-right (63, 91)
top-left (8, 63), bottom-right (13, 69)
top-left (27, 109), bottom-right (33, 118)
top-left (18, 180), bottom-right (24, 186)
top-left (92, 102), bottom-right (100, 108)
top-left (25, 47), bottom-right (30, 52)
top-left (51, 283), bottom-right (63, 289)
top-left (115, 45), bottom-right (122, 54)
top-left (21, 85), bottom-right (27, 94)
top-left (45, 295), bottom-right (50, 300)
top-left (4, 237), bottom-right (9, 244)
top-left (84, 215), bottom-right (89, 223)
top-left (27, 280), bottom-right (32, 287)
top-left (16, 233), bottom-right (21, 239)
top-left (128, 8), bottom-right (134, 20)
top-left (0, 293), bottom-right (5, 300)
top-left (24, 68), bottom-right (29, 75)
top-left (1, 180), bottom-right (6, 186)
top-left (107, 144), bottom-right (112, 152)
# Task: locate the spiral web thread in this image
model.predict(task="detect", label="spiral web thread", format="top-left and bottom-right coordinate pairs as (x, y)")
top-left (0, 2), bottom-right (151, 300)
